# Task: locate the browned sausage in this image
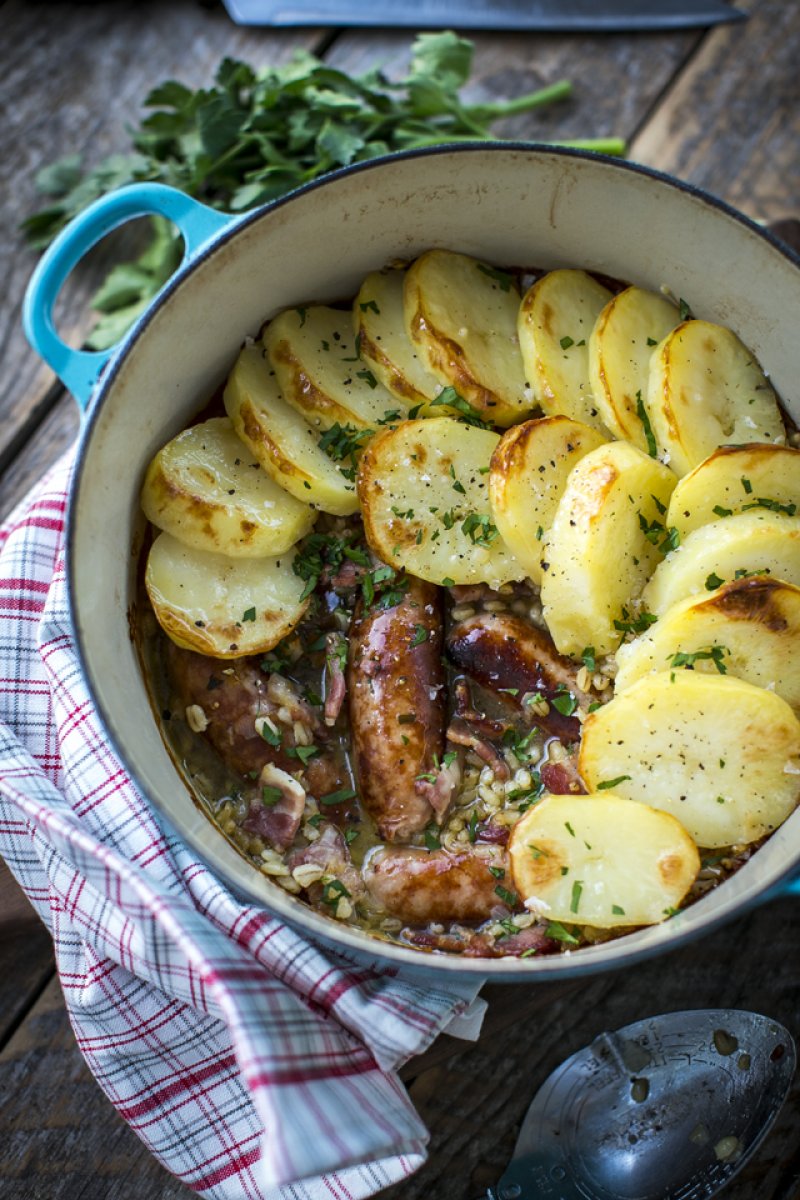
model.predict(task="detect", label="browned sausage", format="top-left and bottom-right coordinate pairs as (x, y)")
top-left (347, 577), bottom-right (446, 841)
top-left (164, 642), bottom-right (345, 798)
top-left (364, 846), bottom-right (509, 922)
top-left (446, 612), bottom-right (590, 742)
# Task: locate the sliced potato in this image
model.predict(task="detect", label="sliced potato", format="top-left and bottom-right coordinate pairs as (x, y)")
top-left (588, 286), bottom-right (680, 449)
top-left (642, 511), bottom-right (800, 616)
top-left (518, 269), bottom-right (613, 431)
top-left (403, 250), bottom-right (531, 427)
top-left (615, 576), bottom-right (800, 710)
top-left (223, 345), bottom-right (359, 516)
top-left (264, 305), bottom-right (400, 432)
top-left (540, 441), bottom-right (678, 656)
top-left (145, 531), bottom-right (309, 658)
top-left (357, 417), bottom-right (524, 587)
top-left (667, 443), bottom-right (800, 539)
top-left (580, 671), bottom-right (800, 848)
top-left (488, 416), bottom-right (607, 584)
top-left (509, 793), bottom-right (699, 929)
top-left (354, 270), bottom-right (441, 410)
top-left (645, 320), bottom-right (785, 476)
top-left (140, 417), bottom-right (315, 557)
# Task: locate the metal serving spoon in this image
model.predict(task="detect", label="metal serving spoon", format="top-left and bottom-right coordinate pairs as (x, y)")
top-left (482, 1009), bottom-right (795, 1200)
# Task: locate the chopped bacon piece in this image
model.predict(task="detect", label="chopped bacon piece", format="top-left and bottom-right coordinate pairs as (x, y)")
top-left (447, 716), bottom-right (510, 780)
top-left (323, 631), bottom-right (347, 726)
top-left (540, 753), bottom-right (586, 795)
top-left (242, 763), bottom-right (306, 851)
top-left (288, 823), bottom-right (365, 902)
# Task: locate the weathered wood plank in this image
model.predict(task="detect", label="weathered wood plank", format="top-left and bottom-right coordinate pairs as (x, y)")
top-left (0, 861), bottom-right (54, 1047)
top-left (0, 0), bottom-right (324, 472)
top-left (324, 26), bottom-right (702, 143)
top-left (2, 897), bottom-right (799, 1198)
top-left (385, 897), bottom-right (800, 1200)
top-left (0, 395), bottom-right (78, 524)
top-left (629, 0), bottom-right (800, 219)
top-left (0, 976), bottom-right (192, 1198)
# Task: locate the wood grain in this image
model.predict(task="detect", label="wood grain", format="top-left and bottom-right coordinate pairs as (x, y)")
top-left (0, 0), bottom-right (323, 474)
top-left (0, 976), bottom-right (191, 1199)
top-left (0, 860), bottom-right (54, 1047)
top-left (629, 0), bottom-right (800, 220)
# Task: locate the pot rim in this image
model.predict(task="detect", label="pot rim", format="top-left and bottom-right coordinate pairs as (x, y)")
top-left (66, 142), bottom-right (800, 980)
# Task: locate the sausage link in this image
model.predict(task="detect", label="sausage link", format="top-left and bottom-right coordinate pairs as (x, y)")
top-left (347, 577), bottom-right (445, 840)
top-left (446, 612), bottom-right (589, 742)
top-left (364, 846), bottom-right (507, 922)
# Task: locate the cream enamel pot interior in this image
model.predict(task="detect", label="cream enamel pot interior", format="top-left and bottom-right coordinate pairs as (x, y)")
top-left (23, 145), bottom-right (800, 980)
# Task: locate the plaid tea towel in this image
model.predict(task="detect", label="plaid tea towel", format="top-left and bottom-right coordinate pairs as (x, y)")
top-left (0, 448), bottom-right (487, 1199)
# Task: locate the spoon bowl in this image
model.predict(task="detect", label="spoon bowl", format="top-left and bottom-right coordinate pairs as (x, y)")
top-left (489, 1009), bottom-right (795, 1200)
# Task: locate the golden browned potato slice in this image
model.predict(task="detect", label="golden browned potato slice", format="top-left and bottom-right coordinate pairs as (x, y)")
top-left (645, 320), bottom-right (785, 476)
top-left (353, 270), bottom-right (441, 410)
top-left (141, 417), bottom-right (316, 557)
top-left (642, 511), bottom-right (800, 616)
top-left (579, 671), bottom-right (800, 848)
top-left (518, 269), bottom-right (613, 431)
top-left (615, 576), bottom-right (800, 709)
top-left (145, 531), bottom-right (309, 658)
top-left (667, 443), bottom-right (800, 539)
top-left (540, 441), bottom-right (678, 655)
top-left (588, 286), bottom-right (680, 450)
top-left (264, 306), bottom-right (400, 432)
top-left (223, 345), bottom-right (359, 516)
top-left (403, 250), bottom-right (531, 427)
top-left (488, 416), bottom-right (607, 584)
top-left (509, 793), bottom-right (699, 929)
top-left (357, 417), bottom-right (524, 587)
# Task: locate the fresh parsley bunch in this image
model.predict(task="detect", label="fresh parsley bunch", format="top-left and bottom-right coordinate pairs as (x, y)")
top-left (22, 31), bottom-right (624, 350)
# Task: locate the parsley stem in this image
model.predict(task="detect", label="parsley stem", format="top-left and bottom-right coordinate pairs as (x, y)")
top-left (467, 79), bottom-right (573, 119)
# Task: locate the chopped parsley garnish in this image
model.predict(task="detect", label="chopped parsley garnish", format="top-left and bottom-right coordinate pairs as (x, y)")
top-left (705, 572), bottom-right (725, 591)
top-left (545, 921), bottom-right (580, 945)
top-left (635, 390), bottom-right (658, 458)
top-left (678, 297), bottom-right (693, 321)
top-left (356, 368), bottom-right (378, 389)
top-left (742, 496), bottom-right (797, 516)
top-left (741, 476), bottom-right (753, 494)
top-left (560, 335), bottom-right (574, 350)
top-left (424, 822), bottom-right (441, 851)
top-left (362, 563), bottom-right (410, 610)
top-left (614, 606), bottom-right (658, 635)
top-left (713, 504), bottom-right (733, 518)
top-left (570, 880), bottom-right (583, 913)
top-left (442, 576), bottom-right (456, 587)
top-left (581, 646), bottom-right (596, 672)
top-left (318, 422), bottom-right (373, 482)
top-left (242, 606), bottom-right (256, 622)
top-left (564, 821), bottom-right (576, 837)
top-left (292, 529), bottom-right (370, 601)
top-left (319, 787), bottom-right (357, 806)
top-left (359, 299), bottom-right (380, 314)
top-left (528, 844), bottom-right (549, 860)
top-left (431, 386), bottom-right (491, 428)
top-left (258, 721), bottom-right (282, 747)
top-left (612, 904), bottom-right (626, 916)
top-left (344, 828), bottom-right (360, 845)
top-left (536, 524), bottom-right (544, 540)
top-left (552, 689), bottom-right (577, 716)
top-left (286, 744), bottom-right (319, 765)
top-left (467, 811), bottom-right (479, 843)
top-left (378, 409), bottom-right (403, 425)
top-left (494, 884), bottom-right (518, 907)
top-left (597, 775), bottom-right (632, 790)
top-left (320, 880), bottom-right (350, 909)
top-left (646, 336), bottom-right (658, 346)
top-left (477, 263), bottom-right (514, 291)
top-left (410, 623), bottom-right (429, 647)
top-left (668, 644), bottom-right (729, 674)
top-left (651, 494), bottom-right (667, 515)
top-left (489, 865), bottom-right (505, 878)
top-left (461, 512), bottom-right (499, 547)
top-left (261, 785), bottom-right (283, 806)
top-left (295, 306), bottom-right (307, 326)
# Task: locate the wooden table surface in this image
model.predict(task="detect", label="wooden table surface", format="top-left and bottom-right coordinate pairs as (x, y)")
top-left (2, 1), bottom-right (800, 1196)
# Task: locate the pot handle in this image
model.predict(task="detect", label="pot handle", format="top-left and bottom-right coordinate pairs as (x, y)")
top-left (22, 183), bottom-right (234, 412)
